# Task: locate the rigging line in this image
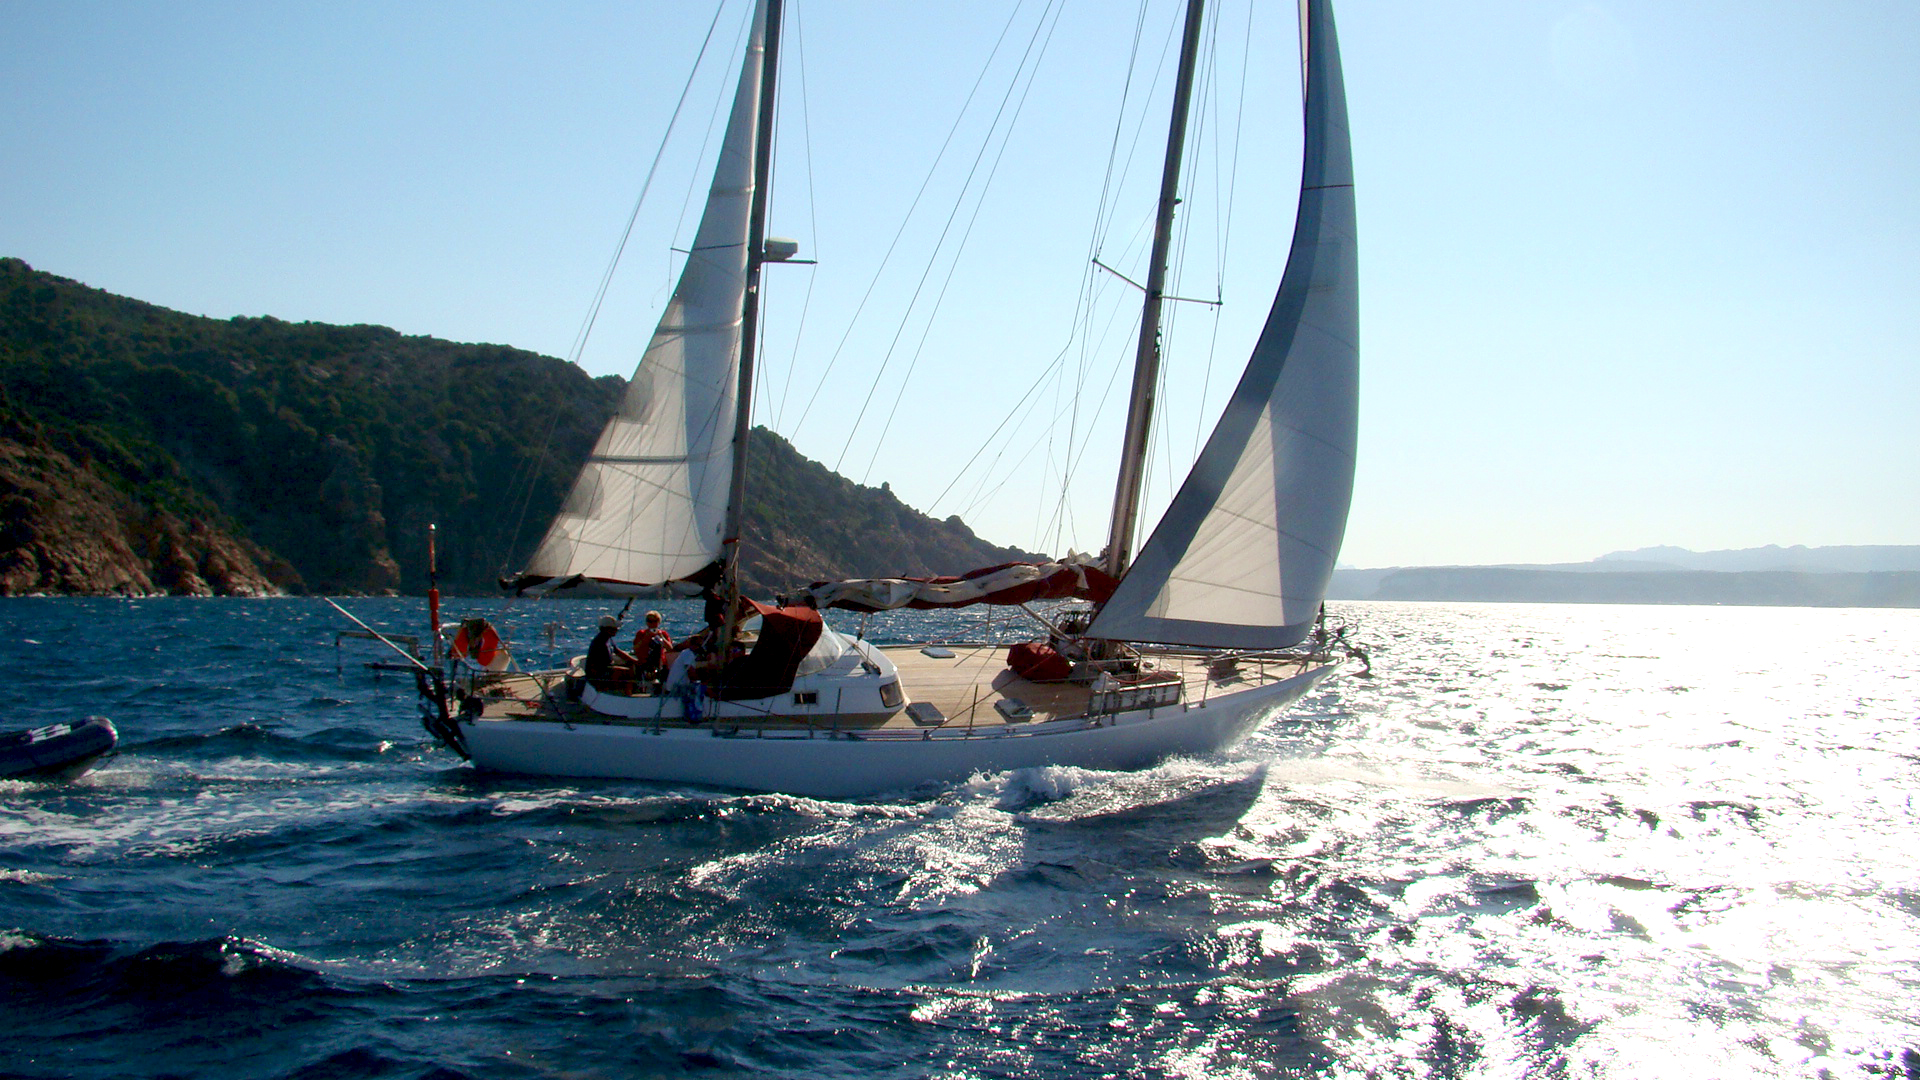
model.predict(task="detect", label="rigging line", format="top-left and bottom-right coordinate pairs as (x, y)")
top-left (1063, 206), bottom-right (1152, 509)
top-left (1046, 296), bottom-right (1138, 539)
top-left (925, 0), bottom-right (1156, 545)
top-left (955, 410), bottom-right (1066, 525)
top-left (1024, 18), bottom-right (1163, 543)
top-left (942, 298), bottom-right (1085, 517)
top-left (1150, 5), bottom-right (1217, 510)
top-left (661, 3), bottom-right (756, 305)
top-left (918, 178), bottom-right (1135, 512)
top-left (494, 3), bottom-right (732, 577)
top-left (568, 2), bottom-right (733, 368)
top-left (854, 0), bottom-right (1068, 485)
top-left (1195, 0), bottom-right (1253, 456)
top-left (920, 315), bottom-right (1090, 519)
top-left (953, 380), bottom-right (1075, 540)
top-left (1083, 0), bottom-right (1156, 273)
top-left (1018, 278), bottom-right (1135, 551)
top-left (956, 362), bottom-right (1071, 527)
top-left (982, 0), bottom-right (1157, 543)
top-left (1026, 0), bottom-right (1150, 548)
top-left (785, 1), bottom-right (1032, 443)
top-left (1142, 0), bottom-right (1238, 526)
top-left (1052, 230), bottom-right (1161, 500)
top-left (833, 0), bottom-right (1062, 478)
top-left (771, 3), bottom-right (821, 431)
top-left (1093, 8), bottom-right (1184, 258)
top-left (1048, 5), bottom-right (1181, 540)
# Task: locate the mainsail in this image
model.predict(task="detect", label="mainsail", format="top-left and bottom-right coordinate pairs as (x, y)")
top-left (510, 4), bottom-right (768, 596)
top-left (1088, 0), bottom-right (1358, 649)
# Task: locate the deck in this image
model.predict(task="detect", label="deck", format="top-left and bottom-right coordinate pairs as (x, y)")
top-left (465, 643), bottom-right (1321, 733)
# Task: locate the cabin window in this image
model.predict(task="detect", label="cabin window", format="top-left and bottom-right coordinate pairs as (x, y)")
top-left (878, 680), bottom-right (903, 708)
top-left (792, 691), bottom-right (818, 706)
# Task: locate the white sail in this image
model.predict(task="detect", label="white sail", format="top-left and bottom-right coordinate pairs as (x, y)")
top-left (1089, 0), bottom-right (1357, 649)
top-left (516, 4), bottom-right (767, 595)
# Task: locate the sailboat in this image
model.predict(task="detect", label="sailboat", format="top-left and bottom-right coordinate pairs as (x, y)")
top-left (418, 0), bottom-right (1359, 799)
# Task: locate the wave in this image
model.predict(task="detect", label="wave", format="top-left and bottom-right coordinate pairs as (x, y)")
top-left (0, 933), bottom-right (484, 1079)
top-left (129, 722), bottom-right (414, 765)
top-left (0, 931), bottom-right (350, 1010)
top-left (1012, 759), bottom-right (1271, 829)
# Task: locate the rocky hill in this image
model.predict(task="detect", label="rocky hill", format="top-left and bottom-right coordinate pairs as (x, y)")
top-left (0, 258), bottom-right (1033, 596)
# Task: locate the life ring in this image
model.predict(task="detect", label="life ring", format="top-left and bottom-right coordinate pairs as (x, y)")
top-left (449, 618), bottom-right (508, 671)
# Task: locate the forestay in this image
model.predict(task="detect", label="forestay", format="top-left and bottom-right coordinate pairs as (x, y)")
top-left (510, 4), bottom-right (768, 596)
top-left (1088, 0), bottom-right (1358, 650)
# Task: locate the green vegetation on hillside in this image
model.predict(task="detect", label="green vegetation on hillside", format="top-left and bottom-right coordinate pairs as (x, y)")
top-left (741, 429), bottom-right (1036, 592)
top-left (1, 257), bottom-right (614, 593)
top-left (0, 258), bottom-right (1030, 596)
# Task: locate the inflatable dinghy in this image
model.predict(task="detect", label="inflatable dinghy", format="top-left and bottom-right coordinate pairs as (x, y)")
top-left (0, 717), bottom-right (117, 779)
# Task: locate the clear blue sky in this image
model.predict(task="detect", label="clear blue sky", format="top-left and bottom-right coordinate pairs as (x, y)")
top-left (4, 1), bottom-right (1916, 568)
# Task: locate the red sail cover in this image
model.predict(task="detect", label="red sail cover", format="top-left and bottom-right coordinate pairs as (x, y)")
top-left (804, 559), bottom-right (1118, 614)
top-left (1006, 641), bottom-right (1074, 682)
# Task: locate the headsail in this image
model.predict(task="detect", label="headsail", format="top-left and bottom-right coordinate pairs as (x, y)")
top-left (1088, 0), bottom-right (1357, 649)
top-left (509, 3), bottom-right (768, 596)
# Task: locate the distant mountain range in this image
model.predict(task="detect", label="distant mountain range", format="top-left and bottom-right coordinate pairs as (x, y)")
top-left (1331, 546), bottom-right (1920, 607)
top-left (1593, 544), bottom-right (1920, 574)
top-left (0, 257), bottom-right (1031, 597)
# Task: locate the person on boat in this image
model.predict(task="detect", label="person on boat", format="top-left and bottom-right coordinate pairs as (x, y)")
top-left (663, 626), bottom-right (712, 692)
top-left (584, 615), bottom-right (635, 692)
top-left (632, 610), bottom-right (674, 685)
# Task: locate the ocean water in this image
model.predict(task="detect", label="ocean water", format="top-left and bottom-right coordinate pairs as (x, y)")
top-left (2, 597), bottom-right (1916, 1079)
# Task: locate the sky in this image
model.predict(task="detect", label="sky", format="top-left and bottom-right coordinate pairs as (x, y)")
top-left (3, 0), bottom-right (1916, 569)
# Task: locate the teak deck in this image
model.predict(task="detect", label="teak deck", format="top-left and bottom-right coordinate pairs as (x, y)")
top-left (468, 643), bottom-right (1317, 733)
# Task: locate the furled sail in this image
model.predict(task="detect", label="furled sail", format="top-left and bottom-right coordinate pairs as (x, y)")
top-left (804, 556), bottom-right (1119, 614)
top-left (508, 4), bottom-right (767, 596)
top-left (1088, 0), bottom-right (1357, 649)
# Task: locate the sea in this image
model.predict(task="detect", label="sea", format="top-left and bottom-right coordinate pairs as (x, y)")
top-left (2, 597), bottom-right (1916, 1079)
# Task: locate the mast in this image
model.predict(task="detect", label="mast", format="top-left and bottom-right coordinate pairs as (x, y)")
top-left (720, 0), bottom-right (783, 620)
top-left (1103, 0), bottom-right (1207, 582)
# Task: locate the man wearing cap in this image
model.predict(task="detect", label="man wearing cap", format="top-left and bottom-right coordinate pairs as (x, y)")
top-left (584, 614), bottom-right (635, 692)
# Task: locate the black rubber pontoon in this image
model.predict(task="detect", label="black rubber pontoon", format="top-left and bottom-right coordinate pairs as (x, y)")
top-left (0, 717), bottom-right (118, 780)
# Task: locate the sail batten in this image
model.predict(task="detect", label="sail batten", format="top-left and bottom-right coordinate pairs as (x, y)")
top-left (512, 3), bottom-right (769, 594)
top-left (1088, 0), bottom-right (1357, 650)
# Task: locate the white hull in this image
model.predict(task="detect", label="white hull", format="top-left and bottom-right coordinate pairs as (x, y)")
top-left (460, 661), bottom-right (1334, 799)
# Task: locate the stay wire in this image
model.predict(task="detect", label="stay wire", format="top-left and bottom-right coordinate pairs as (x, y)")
top-left (1150, 2), bottom-right (1219, 514)
top-left (831, 0), bottom-right (1061, 476)
top-left (568, 2), bottom-right (733, 369)
top-left (1193, 0), bottom-right (1256, 456)
top-left (1048, 0), bottom-right (1155, 551)
top-left (786, 1), bottom-right (1032, 443)
top-left (1042, 3), bottom-right (1184, 551)
top-left (854, 0), bottom-right (1068, 484)
top-left (771, 4), bottom-right (822, 431)
top-left (933, 0), bottom-right (1152, 549)
top-left (492, 2), bottom-right (732, 576)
